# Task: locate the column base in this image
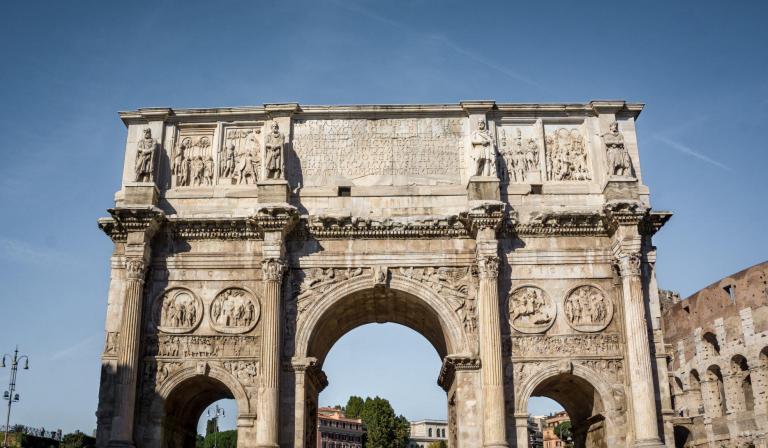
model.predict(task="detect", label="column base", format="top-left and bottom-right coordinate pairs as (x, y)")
top-left (255, 444), bottom-right (280, 448)
top-left (483, 443), bottom-right (509, 448)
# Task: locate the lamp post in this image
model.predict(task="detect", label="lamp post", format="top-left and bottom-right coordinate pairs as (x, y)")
top-left (2, 347), bottom-right (29, 448)
top-left (206, 404), bottom-right (225, 448)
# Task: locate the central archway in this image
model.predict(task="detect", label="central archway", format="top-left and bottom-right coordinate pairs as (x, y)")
top-left (290, 272), bottom-right (476, 446)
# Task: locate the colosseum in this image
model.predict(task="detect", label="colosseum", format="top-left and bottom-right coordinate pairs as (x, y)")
top-left (662, 261), bottom-right (768, 447)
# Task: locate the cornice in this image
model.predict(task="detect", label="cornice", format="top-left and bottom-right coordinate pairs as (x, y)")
top-left (168, 217), bottom-right (262, 240)
top-left (437, 354), bottom-right (481, 391)
top-left (514, 210), bottom-right (608, 237)
top-left (248, 204), bottom-right (299, 235)
top-left (460, 201), bottom-right (508, 238)
top-left (302, 215), bottom-right (468, 240)
top-left (602, 201), bottom-right (673, 236)
top-left (98, 206), bottom-right (165, 242)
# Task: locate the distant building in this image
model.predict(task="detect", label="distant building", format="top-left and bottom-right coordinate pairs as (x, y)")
top-left (408, 419), bottom-right (447, 447)
top-left (527, 415), bottom-right (544, 448)
top-left (316, 407), bottom-right (364, 448)
top-left (542, 411), bottom-right (570, 448)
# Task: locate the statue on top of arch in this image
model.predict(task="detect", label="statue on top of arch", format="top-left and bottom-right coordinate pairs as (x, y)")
top-left (602, 121), bottom-right (635, 178)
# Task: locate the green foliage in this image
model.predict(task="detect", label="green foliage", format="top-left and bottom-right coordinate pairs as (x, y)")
top-left (60, 431), bottom-right (95, 448)
top-left (197, 429), bottom-right (237, 448)
top-left (358, 396), bottom-right (409, 448)
top-left (554, 421), bottom-right (573, 446)
top-left (345, 395), bottom-right (365, 419)
top-left (427, 441), bottom-right (448, 448)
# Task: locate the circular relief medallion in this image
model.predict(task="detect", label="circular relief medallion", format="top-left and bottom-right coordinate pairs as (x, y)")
top-left (564, 285), bottom-right (613, 332)
top-left (210, 288), bottom-right (260, 334)
top-left (508, 286), bottom-right (556, 334)
top-left (155, 288), bottom-right (203, 334)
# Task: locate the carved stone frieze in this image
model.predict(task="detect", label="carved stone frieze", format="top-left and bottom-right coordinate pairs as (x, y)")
top-left (579, 359), bottom-right (624, 382)
top-left (497, 127), bottom-right (540, 183)
top-left (220, 126), bottom-right (262, 185)
top-left (510, 334), bottom-right (621, 358)
top-left (146, 335), bottom-right (260, 358)
top-left (508, 286), bottom-right (555, 334)
top-left (153, 288), bottom-right (203, 334)
top-left (223, 360), bottom-right (259, 385)
top-left (210, 288), bottom-right (261, 334)
top-left (172, 129), bottom-right (215, 187)
top-left (564, 285), bottom-right (614, 332)
top-left (292, 267), bottom-right (366, 317)
top-left (545, 127), bottom-right (591, 181)
top-left (516, 211), bottom-right (608, 236)
top-left (306, 215), bottom-right (467, 239)
top-left (290, 117), bottom-right (465, 186)
top-left (168, 218), bottom-right (262, 240)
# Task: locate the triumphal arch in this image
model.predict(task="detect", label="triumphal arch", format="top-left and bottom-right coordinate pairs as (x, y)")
top-left (96, 100), bottom-right (674, 447)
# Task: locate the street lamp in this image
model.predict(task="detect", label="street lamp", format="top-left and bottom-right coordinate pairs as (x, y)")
top-left (206, 404), bottom-right (225, 448)
top-left (2, 347), bottom-right (29, 448)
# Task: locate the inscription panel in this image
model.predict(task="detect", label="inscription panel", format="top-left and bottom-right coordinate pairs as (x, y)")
top-left (291, 117), bottom-right (465, 186)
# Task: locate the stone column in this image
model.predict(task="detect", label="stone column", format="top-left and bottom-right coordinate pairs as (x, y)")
top-left (252, 205), bottom-right (297, 448)
top-left (258, 257), bottom-right (285, 448)
top-left (513, 414), bottom-right (529, 448)
top-left (616, 252), bottom-right (664, 447)
top-left (107, 208), bottom-right (163, 448)
top-left (477, 238), bottom-right (508, 448)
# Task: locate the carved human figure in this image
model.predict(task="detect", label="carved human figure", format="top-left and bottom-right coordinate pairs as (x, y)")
top-left (210, 288), bottom-right (260, 333)
top-left (203, 156), bottom-right (214, 186)
top-left (157, 289), bottom-right (201, 333)
top-left (545, 128), bottom-right (591, 181)
top-left (236, 148), bottom-right (259, 184)
top-left (603, 121), bottom-right (634, 177)
top-left (564, 285), bottom-right (613, 332)
top-left (135, 128), bottom-right (157, 182)
top-left (524, 137), bottom-right (539, 172)
top-left (264, 121), bottom-right (285, 179)
top-left (172, 139), bottom-right (191, 186)
top-left (508, 286), bottom-right (555, 333)
top-left (191, 156), bottom-right (205, 186)
top-left (221, 143), bottom-right (236, 178)
top-left (471, 120), bottom-right (495, 177)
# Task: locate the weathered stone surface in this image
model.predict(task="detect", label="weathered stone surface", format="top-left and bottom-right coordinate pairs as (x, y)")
top-left (97, 101), bottom-right (671, 448)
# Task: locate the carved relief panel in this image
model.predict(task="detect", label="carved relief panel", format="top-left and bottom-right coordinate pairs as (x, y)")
top-left (508, 286), bottom-right (556, 334)
top-left (219, 124), bottom-right (263, 185)
top-left (563, 285), bottom-right (613, 332)
top-left (544, 124), bottom-right (591, 181)
top-left (496, 122), bottom-right (543, 184)
top-left (210, 287), bottom-right (261, 334)
top-left (154, 288), bottom-right (203, 334)
top-left (172, 126), bottom-right (216, 188)
top-left (290, 118), bottom-right (465, 186)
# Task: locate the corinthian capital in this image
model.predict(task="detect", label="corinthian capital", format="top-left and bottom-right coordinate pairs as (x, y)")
top-left (477, 256), bottom-right (500, 279)
top-left (616, 252), bottom-right (642, 278)
top-left (125, 257), bottom-right (147, 280)
top-left (262, 258), bottom-right (286, 282)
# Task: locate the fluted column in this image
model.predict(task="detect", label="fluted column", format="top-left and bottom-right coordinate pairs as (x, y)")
top-left (109, 257), bottom-right (148, 448)
top-left (477, 243), bottom-right (508, 447)
top-left (617, 252), bottom-right (663, 447)
top-left (258, 258), bottom-right (285, 448)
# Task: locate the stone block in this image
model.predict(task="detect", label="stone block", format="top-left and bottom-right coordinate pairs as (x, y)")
top-left (466, 176), bottom-right (500, 201)
top-left (123, 182), bottom-right (159, 206)
top-left (257, 179), bottom-right (290, 203)
top-left (602, 178), bottom-right (639, 201)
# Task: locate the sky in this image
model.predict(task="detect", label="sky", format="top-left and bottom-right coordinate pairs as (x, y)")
top-left (0, 0), bottom-right (767, 436)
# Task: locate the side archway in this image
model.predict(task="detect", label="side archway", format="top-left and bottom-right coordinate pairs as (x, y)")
top-left (150, 365), bottom-right (252, 448)
top-left (515, 363), bottom-right (620, 448)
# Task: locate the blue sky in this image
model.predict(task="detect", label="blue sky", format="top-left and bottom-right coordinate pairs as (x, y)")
top-left (1, 0), bottom-right (767, 435)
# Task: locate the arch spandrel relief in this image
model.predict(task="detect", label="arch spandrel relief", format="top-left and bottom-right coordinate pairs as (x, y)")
top-left (154, 288), bottom-right (204, 334)
top-left (508, 286), bottom-right (556, 334)
top-left (563, 285), bottom-right (614, 333)
top-left (210, 287), bottom-right (261, 334)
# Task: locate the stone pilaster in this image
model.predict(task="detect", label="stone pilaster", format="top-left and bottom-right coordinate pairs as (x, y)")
top-left (616, 251), bottom-right (663, 447)
top-left (103, 207), bottom-right (164, 448)
top-left (250, 205), bottom-right (297, 448)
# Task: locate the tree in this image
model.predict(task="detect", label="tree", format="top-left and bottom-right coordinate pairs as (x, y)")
top-left (554, 421), bottom-right (573, 447)
top-left (359, 396), bottom-right (409, 448)
top-left (61, 431), bottom-right (96, 448)
top-left (198, 429), bottom-right (237, 448)
top-left (345, 395), bottom-right (365, 419)
top-left (427, 442), bottom-right (448, 448)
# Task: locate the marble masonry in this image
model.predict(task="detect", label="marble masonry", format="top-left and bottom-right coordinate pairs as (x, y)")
top-left (663, 262), bottom-right (768, 447)
top-left (96, 101), bottom-right (674, 447)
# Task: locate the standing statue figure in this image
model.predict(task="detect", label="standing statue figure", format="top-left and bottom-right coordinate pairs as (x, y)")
top-left (603, 121), bottom-right (634, 177)
top-left (173, 139), bottom-right (192, 187)
top-left (264, 122), bottom-right (285, 180)
top-left (221, 143), bottom-right (236, 178)
top-left (135, 128), bottom-right (157, 182)
top-left (471, 120), bottom-right (495, 177)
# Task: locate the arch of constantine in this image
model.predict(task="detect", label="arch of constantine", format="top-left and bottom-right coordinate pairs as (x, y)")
top-left (96, 100), bottom-right (674, 447)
